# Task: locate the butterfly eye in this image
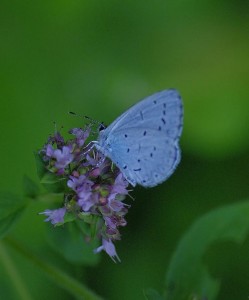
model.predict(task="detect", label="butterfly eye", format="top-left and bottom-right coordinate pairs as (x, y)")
top-left (98, 123), bottom-right (106, 132)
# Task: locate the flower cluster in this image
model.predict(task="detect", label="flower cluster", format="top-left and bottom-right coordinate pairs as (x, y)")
top-left (38, 126), bottom-right (131, 262)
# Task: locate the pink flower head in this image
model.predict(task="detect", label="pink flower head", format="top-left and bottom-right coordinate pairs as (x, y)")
top-left (38, 126), bottom-right (132, 262)
top-left (67, 175), bottom-right (93, 192)
top-left (53, 146), bottom-right (73, 169)
top-left (111, 173), bottom-right (129, 195)
top-left (69, 128), bottom-right (90, 147)
top-left (39, 207), bottom-right (66, 225)
top-left (94, 238), bottom-right (121, 263)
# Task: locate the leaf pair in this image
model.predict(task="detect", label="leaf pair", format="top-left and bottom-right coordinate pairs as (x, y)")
top-left (0, 192), bottom-right (29, 239)
top-left (144, 200), bottom-right (249, 300)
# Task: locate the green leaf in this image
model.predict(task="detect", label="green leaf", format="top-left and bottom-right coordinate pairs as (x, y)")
top-left (0, 192), bottom-right (29, 239)
top-left (23, 175), bottom-right (40, 199)
top-left (34, 152), bottom-right (47, 179)
top-left (40, 172), bottom-right (67, 193)
top-left (5, 237), bottom-right (103, 300)
top-left (34, 152), bottom-right (66, 193)
top-left (78, 213), bottom-right (100, 238)
top-left (143, 288), bottom-right (164, 300)
top-left (63, 212), bottom-right (76, 224)
top-left (165, 200), bottom-right (249, 300)
top-left (46, 221), bottom-right (100, 266)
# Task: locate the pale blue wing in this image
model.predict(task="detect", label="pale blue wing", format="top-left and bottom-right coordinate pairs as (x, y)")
top-left (96, 89), bottom-right (183, 187)
top-left (98, 127), bottom-right (181, 187)
top-left (101, 89), bottom-right (183, 139)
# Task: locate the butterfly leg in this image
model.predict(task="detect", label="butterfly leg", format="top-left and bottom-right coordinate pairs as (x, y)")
top-left (95, 154), bottom-right (105, 167)
top-left (81, 141), bottom-right (106, 170)
top-left (81, 141), bottom-right (96, 156)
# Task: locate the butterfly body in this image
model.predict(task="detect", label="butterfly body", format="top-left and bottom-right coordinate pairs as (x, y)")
top-left (95, 89), bottom-right (183, 187)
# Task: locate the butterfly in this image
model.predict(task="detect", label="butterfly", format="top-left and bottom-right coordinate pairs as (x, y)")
top-left (95, 89), bottom-right (183, 187)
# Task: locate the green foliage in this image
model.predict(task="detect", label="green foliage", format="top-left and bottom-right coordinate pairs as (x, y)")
top-left (0, 192), bottom-right (28, 239)
top-left (165, 201), bottom-right (249, 300)
top-left (40, 172), bottom-right (67, 193)
top-left (46, 221), bottom-right (100, 266)
top-left (143, 288), bottom-right (164, 300)
top-left (4, 237), bottom-right (103, 300)
top-left (34, 152), bottom-right (47, 180)
top-left (34, 153), bottom-right (67, 193)
top-left (23, 175), bottom-right (40, 199)
top-left (0, 0), bottom-right (248, 299)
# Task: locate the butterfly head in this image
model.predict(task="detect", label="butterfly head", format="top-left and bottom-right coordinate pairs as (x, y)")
top-left (98, 122), bottom-right (106, 132)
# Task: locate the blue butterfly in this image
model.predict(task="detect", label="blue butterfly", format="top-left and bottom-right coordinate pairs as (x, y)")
top-left (95, 89), bottom-right (183, 187)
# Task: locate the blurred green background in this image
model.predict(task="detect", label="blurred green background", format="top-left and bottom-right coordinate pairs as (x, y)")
top-left (1, 0), bottom-right (249, 299)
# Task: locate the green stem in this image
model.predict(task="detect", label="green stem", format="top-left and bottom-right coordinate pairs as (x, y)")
top-left (5, 237), bottom-right (103, 300)
top-left (0, 241), bottom-right (33, 300)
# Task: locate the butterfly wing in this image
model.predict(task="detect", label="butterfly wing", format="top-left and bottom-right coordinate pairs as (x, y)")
top-left (100, 89), bottom-right (183, 137)
top-left (96, 89), bottom-right (183, 187)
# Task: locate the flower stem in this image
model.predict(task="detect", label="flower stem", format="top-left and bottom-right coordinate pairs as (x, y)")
top-left (4, 237), bottom-right (103, 300)
top-left (0, 241), bottom-right (33, 300)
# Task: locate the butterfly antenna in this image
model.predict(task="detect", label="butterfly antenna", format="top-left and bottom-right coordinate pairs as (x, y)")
top-left (69, 111), bottom-right (95, 122)
top-left (84, 115), bottom-right (106, 131)
top-left (69, 111), bottom-right (106, 133)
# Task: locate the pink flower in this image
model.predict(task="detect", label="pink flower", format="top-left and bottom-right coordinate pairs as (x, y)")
top-left (94, 239), bottom-right (120, 263)
top-left (39, 208), bottom-right (66, 225)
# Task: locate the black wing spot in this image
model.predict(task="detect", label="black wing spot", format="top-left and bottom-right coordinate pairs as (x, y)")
top-left (137, 159), bottom-right (141, 162)
top-left (163, 103), bottom-right (166, 108)
top-left (150, 153), bottom-right (153, 158)
top-left (124, 134), bottom-right (128, 138)
top-left (134, 168), bottom-right (141, 172)
top-left (158, 126), bottom-right (162, 131)
top-left (161, 118), bottom-right (166, 125)
top-left (143, 180), bottom-right (147, 183)
top-left (163, 110), bottom-right (166, 116)
top-left (153, 100), bottom-right (157, 104)
top-left (155, 174), bottom-right (158, 178)
top-left (154, 146), bottom-right (156, 151)
top-left (123, 165), bottom-right (127, 169)
top-left (127, 148), bottom-right (130, 153)
top-left (143, 130), bottom-right (147, 136)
